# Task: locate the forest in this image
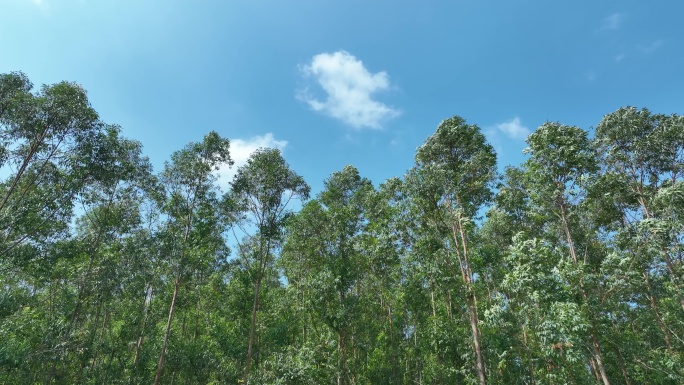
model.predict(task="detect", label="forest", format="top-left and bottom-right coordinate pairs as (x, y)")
top-left (0, 71), bottom-right (682, 385)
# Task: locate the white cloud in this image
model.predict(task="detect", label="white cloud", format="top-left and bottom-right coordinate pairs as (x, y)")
top-left (298, 50), bottom-right (399, 129)
top-left (602, 13), bottom-right (624, 30)
top-left (615, 53), bottom-right (626, 62)
top-left (214, 133), bottom-right (288, 191)
top-left (495, 117), bottom-right (530, 140)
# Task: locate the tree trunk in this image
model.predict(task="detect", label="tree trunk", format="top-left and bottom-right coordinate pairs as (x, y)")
top-left (155, 206), bottom-right (194, 385)
top-left (133, 286), bottom-right (153, 372)
top-left (468, 296), bottom-right (486, 385)
top-left (430, 287), bottom-right (443, 384)
top-left (451, 207), bottom-right (487, 385)
top-left (154, 272), bottom-right (181, 385)
top-left (388, 304), bottom-right (399, 384)
top-left (337, 330), bottom-right (348, 385)
top-left (614, 345), bottom-right (632, 385)
top-left (591, 333), bottom-right (611, 385)
top-left (559, 201), bottom-right (611, 385)
top-left (336, 289), bottom-right (349, 385)
top-left (642, 271), bottom-right (673, 350)
top-left (589, 356), bottom-right (601, 384)
top-left (521, 323), bottom-right (537, 385)
top-left (243, 271), bottom-right (263, 384)
top-left (0, 123), bottom-right (50, 212)
top-left (637, 190), bottom-right (684, 310)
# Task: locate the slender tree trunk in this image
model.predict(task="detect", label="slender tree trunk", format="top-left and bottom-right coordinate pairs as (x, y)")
top-left (559, 202), bottom-right (579, 265)
top-left (614, 345), bottom-right (632, 385)
top-left (243, 232), bottom-right (273, 384)
top-left (521, 324), bottom-right (537, 385)
top-left (86, 303), bottom-right (105, 377)
top-left (468, 296), bottom-right (486, 385)
top-left (337, 330), bottom-right (346, 385)
top-left (642, 271), bottom-right (673, 350)
top-left (559, 201), bottom-right (611, 385)
top-left (243, 259), bottom-right (264, 384)
top-left (133, 286), bottom-right (153, 371)
top-left (388, 304), bottom-right (399, 384)
top-left (591, 333), bottom-right (611, 385)
top-left (0, 123), bottom-right (50, 212)
top-left (81, 299), bottom-right (103, 380)
top-left (69, 188), bottom-right (117, 332)
top-left (429, 285), bottom-right (443, 384)
top-left (637, 191), bottom-right (684, 310)
top-left (154, 272), bottom-right (181, 385)
top-left (447, 290), bottom-right (454, 321)
top-left (589, 356), bottom-right (601, 384)
top-left (90, 307), bottom-right (110, 380)
top-left (155, 205), bottom-right (194, 384)
top-left (76, 295), bottom-right (105, 383)
top-left (336, 289), bottom-right (349, 385)
top-left (450, 205), bottom-right (487, 385)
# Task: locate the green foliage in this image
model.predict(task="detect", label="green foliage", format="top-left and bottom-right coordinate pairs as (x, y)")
top-left (1, 72), bottom-right (683, 384)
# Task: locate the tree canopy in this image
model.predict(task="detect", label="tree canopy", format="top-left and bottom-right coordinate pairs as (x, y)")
top-left (1, 72), bottom-right (682, 384)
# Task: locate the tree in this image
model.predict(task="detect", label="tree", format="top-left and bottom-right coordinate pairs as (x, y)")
top-left (407, 116), bottom-right (497, 385)
top-left (0, 72), bottom-right (101, 272)
top-left (593, 107), bottom-right (684, 382)
top-left (523, 122), bottom-right (612, 385)
top-left (282, 165), bottom-right (373, 385)
top-left (153, 131), bottom-right (232, 385)
top-left (225, 148), bottom-right (309, 384)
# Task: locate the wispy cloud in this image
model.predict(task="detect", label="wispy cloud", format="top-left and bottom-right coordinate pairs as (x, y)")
top-left (215, 133), bottom-right (288, 191)
top-left (602, 13), bottom-right (624, 30)
top-left (638, 40), bottom-right (663, 54)
top-left (483, 128), bottom-right (503, 156)
top-left (27, 0), bottom-right (49, 9)
top-left (495, 117), bottom-right (530, 140)
top-left (614, 53), bottom-right (626, 62)
top-left (583, 70), bottom-right (597, 82)
top-left (298, 50), bottom-right (400, 129)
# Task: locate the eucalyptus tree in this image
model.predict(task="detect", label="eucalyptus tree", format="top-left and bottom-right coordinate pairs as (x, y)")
top-left (356, 177), bottom-right (406, 384)
top-left (522, 122), bottom-right (614, 384)
top-left (153, 131), bottom-right (232, 385)
top-left (398, 171), bottom-right (463, 384)
top-left (406, 116), bottom-right (496, 385)
top-left (594, 107), bottom-right (684, 382)
top-left (0, 73), bottom-right (155, 383)
top-left (0, 72), bottom-right (102, 272)
top-left (225, 147), bottom-right (309, 384)
top-left (279, 196), bottom-right (335, 383)
top-left (481, 164), bottom-right (588, 384)
top-left (595, 107), bottom-right (684, 305)
top-left (53, 125), bottom-right (158, 383)
top-left (281, 165), bottom-right (373, 385)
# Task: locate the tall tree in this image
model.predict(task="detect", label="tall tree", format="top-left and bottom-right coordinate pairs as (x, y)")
top-left (226, 148), bottom-right (309, 384)
top-left (0, 72), bottom-right (101, 272)
top-left (282, 165), bottom-right (372, 385)
top-left (523, 122), bottom-right (612, 385)
top-left (153, 131), bottom-right (232, 385)
top-left (593, 107), bottom-right (684, 382)
top-left (408, 116), bottom-right (497, 385)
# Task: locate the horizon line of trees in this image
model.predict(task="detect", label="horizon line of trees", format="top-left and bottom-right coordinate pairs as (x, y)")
top-left (0, 71), bottom-right (682, 384)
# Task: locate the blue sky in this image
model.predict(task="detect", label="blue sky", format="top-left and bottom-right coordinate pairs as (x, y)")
top-left (2, 0), bottom-right (683, 195)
